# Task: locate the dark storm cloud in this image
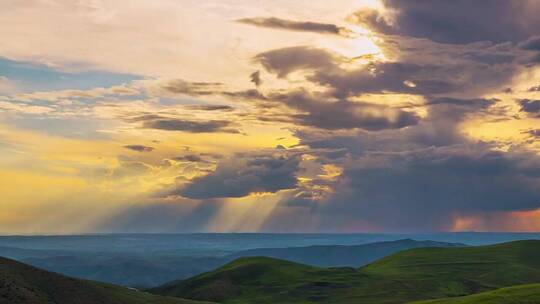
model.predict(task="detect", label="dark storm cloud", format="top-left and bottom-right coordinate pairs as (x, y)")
top-left (352, 0), bottom-right (540, 44)
top-left (123, 145), bottom-right (155, 152)
top-left (275, 92), bottom-right (540, 232)
top-left (518, 99), bottom-right (540, 117)
top-left (255, 46), bottom-right (520, 98)
top-left (174, 154), bottom-right (300, 199)
top-left (319, 148), bottom-right (540, 231)
top-left (269, 90), bottom-right (419, 130)
top-left (236, 17), bottom-right (352, 37)
top-left (227, 35), bottom-right (533, 232)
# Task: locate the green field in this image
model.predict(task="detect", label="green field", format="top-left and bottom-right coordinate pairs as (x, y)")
top-left (151, 240), bottom-right (540, 304)
top-left (411, 284), bottom-right (540, 304)
top-left (0, 256), bottom-right (213, 304)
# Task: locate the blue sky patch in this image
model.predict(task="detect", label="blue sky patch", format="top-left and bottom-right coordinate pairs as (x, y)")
top-left (0, 57), bottom-right (141, 92)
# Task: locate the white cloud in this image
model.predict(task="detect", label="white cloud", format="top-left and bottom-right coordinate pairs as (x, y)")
top-left (0, 0), bottom-right (365, 85)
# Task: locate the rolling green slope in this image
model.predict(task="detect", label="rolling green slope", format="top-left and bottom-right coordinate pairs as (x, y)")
top-left (358, 240), bottom-right (540, 301)
top-left (0, 256), bottom-right (213, 304)
top-left (410, 284), bottom-right (540, 304)
top-left (227, 239), bottom-right (465, 268)
top-left (151, 257), bottom-right (356, 303)
top-left (151, 240), bottom-right (540, 304)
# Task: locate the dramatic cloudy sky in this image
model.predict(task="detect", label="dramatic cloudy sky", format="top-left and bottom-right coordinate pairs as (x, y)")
top-left (1, 0), bottom-right (539, 233)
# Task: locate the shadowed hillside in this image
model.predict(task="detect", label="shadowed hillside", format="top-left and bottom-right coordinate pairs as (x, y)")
top-left (0, 256), bottom-right (213, 304)
top-left (151, 240), bottom-right (540, 304)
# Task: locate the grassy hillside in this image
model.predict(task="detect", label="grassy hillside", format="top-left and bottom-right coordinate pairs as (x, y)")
top-left (358, 240), bottom-right (540, 301)
top-left (151, 240), bottom-right (540, 304)
top-left (227, 239), bottom-right (464, 268)
top-left (0, 256), bottom-right (213, 304)
top-left (410, 284), bottom-right (540, 304)
top-left (151, 257), bottom-right (352, 303)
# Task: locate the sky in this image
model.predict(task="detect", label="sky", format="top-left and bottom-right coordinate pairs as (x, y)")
top-left (0, 0), bottom-right (539, 234)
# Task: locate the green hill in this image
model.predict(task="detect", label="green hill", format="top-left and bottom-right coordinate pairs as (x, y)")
top-left (151, 257), bottom-right (347, 303)
top-left (227, 239), bottom-right (465, 268)
top-left (0, 256), bottom-right (213, 304)
top-left (150, 240), bottom-right (540, 304)
top-left (410, 283), bottom-right (540, 304)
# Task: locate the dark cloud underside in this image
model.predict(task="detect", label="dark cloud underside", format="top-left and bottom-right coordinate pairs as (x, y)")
top-left (128, 115), bottom-right (240, 133)
top-left (175, 154), bottom-right (300, 199)
top-left (123, 145), bottom-right (154, 152)
top-left (519, 99), bottom-right (540, 117)
top-left (269, 90), bottom-right (419, 130)
top-left (254, 46), bottom-right (339, 78)
top-left (184, 105), bottom-right (234, 111)
top-left (237, 17), bottom-right (351, 37)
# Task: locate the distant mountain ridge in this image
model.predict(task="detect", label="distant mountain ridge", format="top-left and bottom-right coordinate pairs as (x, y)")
top-left (227, 238), bottom-right (465, 267)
